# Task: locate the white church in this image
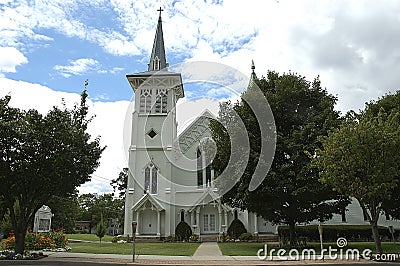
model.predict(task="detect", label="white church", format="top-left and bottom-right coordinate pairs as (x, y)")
top-left (123, 10), bottom-right (400, 239)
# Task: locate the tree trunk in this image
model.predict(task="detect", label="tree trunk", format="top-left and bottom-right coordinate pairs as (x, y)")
top-left (14, 230), bottom-right (26, 255)
top-left (288, 220), bottom-right (296, 248)
top-left (371, 222), bottom-right (383, 254)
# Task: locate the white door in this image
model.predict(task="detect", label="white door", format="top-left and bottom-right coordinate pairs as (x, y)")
top-left (203, 214), bottom-right (216, 233)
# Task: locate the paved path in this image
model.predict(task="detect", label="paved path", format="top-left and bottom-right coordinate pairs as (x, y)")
top-left (193, 242), bottom-right (223, 257)
top-left (0, 252), bottom-right (381, 265)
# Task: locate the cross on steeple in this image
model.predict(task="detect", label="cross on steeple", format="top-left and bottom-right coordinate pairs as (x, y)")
top-left (157, 7), bottom-right (164, 17)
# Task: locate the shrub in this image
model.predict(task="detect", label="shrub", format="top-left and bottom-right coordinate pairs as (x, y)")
top-left (238, 232), bottom-right (253, 241)
top-left (227, 219), bottom-right (247, 239)
top-left (1, 231), bottom-right (68, 251)
top-left (164, 235), bottom-right (175, 242)
top-left (175, 221), bottom-right (192, 241)
top-left (189, 234), bottom-right (199, 242)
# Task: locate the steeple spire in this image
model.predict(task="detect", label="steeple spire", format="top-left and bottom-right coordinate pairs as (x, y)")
top-left (148, 7), bottom-right (167, 71)
top-left (248, 60), bottom-right (257, 89)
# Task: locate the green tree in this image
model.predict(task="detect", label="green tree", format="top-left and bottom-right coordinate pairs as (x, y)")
top-left (77, 193), bottom-right (124, 234)
top-left (96, 214), bottom-right (107, 242)
top-left (46, 192), bottom-right (79, 233)
top-left (211, 71), bottom-right (348, 247)
top-left (315, 107), bottom-right (400, 253)
top-left (0, 90), bottom-right (104, 255)
top-left (110, 167), bottom-right (128, 199)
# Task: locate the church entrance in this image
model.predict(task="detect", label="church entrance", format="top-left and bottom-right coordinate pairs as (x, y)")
top-left (203, 214), bottom-right (216, 233)
top-left (141, 209), bottom-right (157, 235)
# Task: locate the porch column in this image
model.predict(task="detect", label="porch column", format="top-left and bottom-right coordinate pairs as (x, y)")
top-left (190, 211), bottom-right (194, 227)
top-left (157, 211), bottom-right (161, 236)
top-left (135, 211), bottom-right (140, 236)
top-left (254, 213), bottom-right (258, 234)
top-left (218, 205), bottom-right (222, 233)
top-left (196, 207), bottom-right (200, 234)
top-left (224, 211), bottom-right (228, 232)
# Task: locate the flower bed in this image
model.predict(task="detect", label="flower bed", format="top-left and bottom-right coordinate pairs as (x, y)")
top-left (0, 229), bottom-right (70, 260)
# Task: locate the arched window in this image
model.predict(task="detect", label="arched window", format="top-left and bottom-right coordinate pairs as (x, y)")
top-left (155, 89), bottom-right (168, 113)
top-left (206, 166), bottom-right (212, 187)
top-left (153, 56), bottom-right (160, 71)
top-left (144, 163), bottom-right (158, 194)
top-left (140, 89), bottom-right (152, 113)
top-left (197, 148), bottom-right (203, 187)
top-left (180, 210), bottom-right (185, 222)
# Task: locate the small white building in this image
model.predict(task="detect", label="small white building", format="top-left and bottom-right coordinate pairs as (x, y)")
top-left (33, 205), bottom-right (53, 233)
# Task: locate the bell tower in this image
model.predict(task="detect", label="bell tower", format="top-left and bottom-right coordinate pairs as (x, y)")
top-left (124, 8), bottom-right (184, 236)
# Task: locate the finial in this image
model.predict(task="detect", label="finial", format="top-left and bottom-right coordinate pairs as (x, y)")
top-left (157, 7), bottom-right (164, 18)
top-left (251, 60), bottom-right (255, 72)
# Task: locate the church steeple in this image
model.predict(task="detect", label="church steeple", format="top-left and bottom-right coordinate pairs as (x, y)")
top-left (148, 7), bottom-right (168, 71)
top-left (248, 60), bottom-right (257, 89)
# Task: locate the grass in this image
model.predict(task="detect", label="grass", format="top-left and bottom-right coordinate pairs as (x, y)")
top-left (218, 242), bottom-right (400, 256)
top-left (66, 234), bottom-right (114, 242)
top-left (68, 242), bottom-right (201, 256)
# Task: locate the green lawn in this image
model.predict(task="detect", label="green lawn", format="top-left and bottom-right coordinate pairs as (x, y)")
top-left (218, 242), bottom-right (400, 256)
top-left (68, 242), bottom-right (200, 256)
top-left (66, 234), bottom-right (114, 242)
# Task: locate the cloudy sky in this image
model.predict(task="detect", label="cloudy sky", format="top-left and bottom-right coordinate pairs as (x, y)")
top-left (1, 0), bottom-right (399, 194)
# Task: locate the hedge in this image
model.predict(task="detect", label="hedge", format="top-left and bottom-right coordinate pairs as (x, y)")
top-left (227, 219), bottom-right (247, 239)
top-left (278, 224), bottom-right (400, 242)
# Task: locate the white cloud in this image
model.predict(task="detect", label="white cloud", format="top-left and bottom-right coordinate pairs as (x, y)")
top-left (54, 58), bottom-right (101, 77)
top-left (0, 47), bottom-right (28, 73)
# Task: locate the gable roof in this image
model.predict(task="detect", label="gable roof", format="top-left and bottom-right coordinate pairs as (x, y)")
top-left (176, 109), bottom-right (216, 154)
top-left (131, 193), bottom-right (165, 212)
top-left (188, 187), bottom-right (231, 212)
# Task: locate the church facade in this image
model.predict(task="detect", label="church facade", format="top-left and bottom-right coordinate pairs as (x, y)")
top-left (123, 11), bottom-right (400, 238)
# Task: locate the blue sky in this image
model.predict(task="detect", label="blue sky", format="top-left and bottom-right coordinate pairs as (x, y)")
top-left (1, 0), bottom-right (400, 194)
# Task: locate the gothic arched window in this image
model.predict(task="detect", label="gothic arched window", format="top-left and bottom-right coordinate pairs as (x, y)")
top-left (140, 89), bottom-right (152, 113)
top-left (197, 148), bottom-right (203, 187)
top-left (155, 89), bottom-right (168, 113)
top-left (153, 56), bottom-right (160, 71)
top-left (144, 163), bottom-right (158, 194)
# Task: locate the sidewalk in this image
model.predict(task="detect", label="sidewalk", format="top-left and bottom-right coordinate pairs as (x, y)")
top-left (37, 251), bottom-right (382, 265)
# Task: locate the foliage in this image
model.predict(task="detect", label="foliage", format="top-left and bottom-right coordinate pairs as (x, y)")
top-left (315, 105), bottom-right (400, 253)
top-left (45, 193), bottom-right (79, 233)
top-left (238, 232), bottom-right (253, 241)
top-left (189, 234), bottom-right (199, 242)
top-left (163, 235), bottom-right (175, 242)
top-left (111, 235), bottom-right (130, 243)
top-left (110, 167), bottom-right (128, 199)
top-left (76, 193), bottom-right (124, 234)
top-left (1, 230), bottom-right (67, 250)
top-left (227, 219), bottom-right (247, 239)
top-left (210, 70), bottom-right (348, 247)
top-left (278, 225), bottom-right (400, 243)
top-left (0, 213), bottom-right (13, 238)
top-left (0, 89), bottom-right (104, 254)
top-left (175, 221), bottom-right (192, 241)
top-left (96, 215), bottom-right (106, 242)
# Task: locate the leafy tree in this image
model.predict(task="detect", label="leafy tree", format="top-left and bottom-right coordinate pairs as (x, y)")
top-left (77, 193), bottom-right (124, 234)
top-left (0, 90), bottom-right (104, 254)
top-left (96, 214), bottom-right (107, 242)
top-left (315, 105), bottom-right (400, 253)
top-left (211, 71), bottom-right (348, 247)
top-left (110, 167), bottom-right (128, 199)
top-left (46, 192), bottom-right (79, 233)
